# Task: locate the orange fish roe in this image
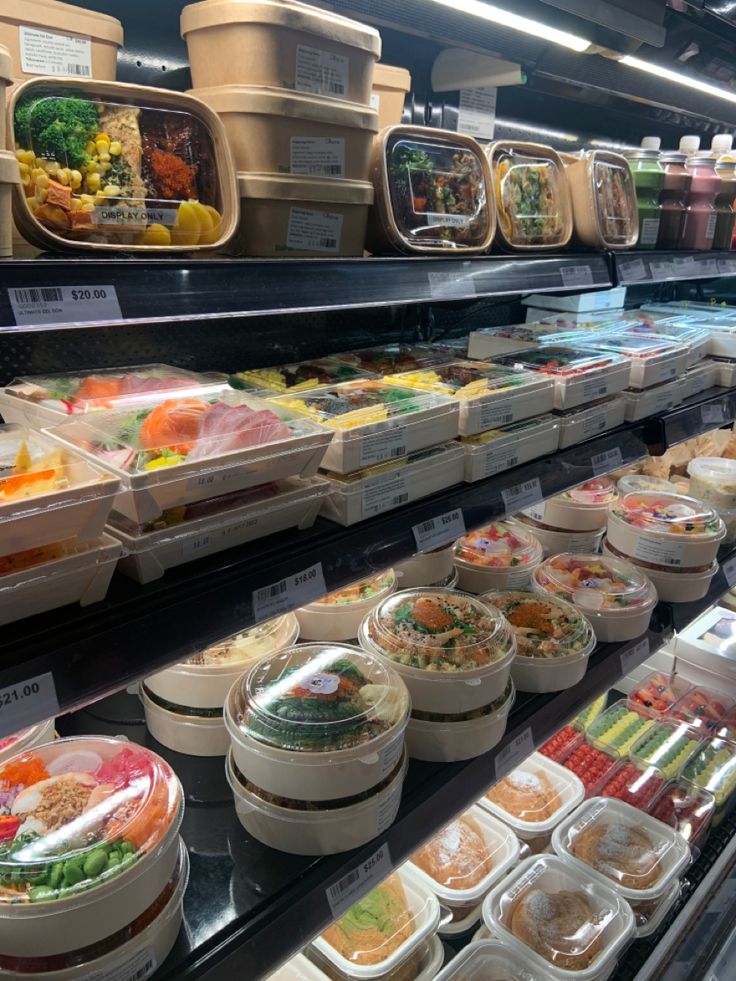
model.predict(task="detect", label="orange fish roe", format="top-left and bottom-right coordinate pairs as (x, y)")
top-left (0, 754), bottom-right (49, 788)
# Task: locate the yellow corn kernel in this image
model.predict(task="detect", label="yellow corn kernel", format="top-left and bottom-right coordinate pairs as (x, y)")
top-left (109, 141), bottom-right (122, 156)
top-left (35, 173), bottom-right (49, 189)
top-left (81, 202), bottom-right (96, 213)
top-left (85, 141), bottom-right (97, 156)
top-left (85, 172), bottom-right (101, 192)
top-left (31, 167), bottom-right (45, 179)
top-left (16, 149), bottom-right (35, 165)
top-left (103, 184), bottom-right (121, 197)
top-left (70, 170), bottom-right (82, 188)
top-left (95, 132), bottom-right (110, 144)
top-left (56, 168), bottom-right (70, 186)
top-left (35, 187), bottom-right (48, 203)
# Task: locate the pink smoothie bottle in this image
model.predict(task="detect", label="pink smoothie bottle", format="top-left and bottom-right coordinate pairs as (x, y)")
top-left (681, 136), bottom-right (720, 250)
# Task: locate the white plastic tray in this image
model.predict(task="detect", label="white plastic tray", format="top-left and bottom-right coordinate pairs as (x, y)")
top-left (462, 415), bottom-right (559, 482)
top-left (556, 397), bottom-right (626, 449)
top-left (680, 361), bottom-right (718, 400)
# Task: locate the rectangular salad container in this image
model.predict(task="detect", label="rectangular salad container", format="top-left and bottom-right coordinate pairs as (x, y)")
top-left (466, 322), bottom-right (588, 360)
top-left (462, 414), bottom-right (559, 482)
top-left (372, 63), bottom-right (411, 129)
top-left (581, 335), bottom-right (689, 389)
top-left (561, 150), bottom-right (638, 250)
top-left (367, 126), bottom-right (495, 255)
top-left (556, 397), bottom-right (626, 449)
top-left (612, 321), bottom-right (710, 368)
top-left (680, 360), bottom-right (718, 400)
top-left (10, 78), bottom-right (239, 252)
top-left (523, 288), bottom-right (628, 314)
top-left (332, 343), bottom-right (456, 374)
top-left (680, 736), bottom-right (736, 824)
top-left (230, 358), bottom-right (374, 396)
top-left (621, 379), bottom-right (683, 422)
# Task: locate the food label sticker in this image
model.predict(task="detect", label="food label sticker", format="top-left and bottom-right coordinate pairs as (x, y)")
top-left (326, 842), bottom-right (393, 919)
top-left (295, 45), bottom-right (349, 97)
top-left (362, 471), bottom-right (409, 518)
top-left (186, 468), bottom-right (244, 492)
top-left (8, 285), bottom-right (122, 326)
top-left (706, 213), bottom-right (718, 242)
top-left (359, 426), bottom-right (407, 466)
top-left (620, 637), bottom-right (650, 675)
top-left (639, 217), bottom-right (661, 246)
top-left (653, 390), bottom-right (676, 413)
top-left (290, 137), bottom-right (345, 177)
top-left (655, 362), bottom-right (677, 383)
top-left (560, 265), bottom-right (594, 288)
top-left (501, 477), bottom-right (543, 514)
top-left (456, 86), bottom-right (497, 140)
top-left (253, 562), bottom-right (327, 621)
top-left (718, 259), bottom-right (736, 275)
top-left (722, 554), bottom-right (736, 588)
top-left (484, 448), bottom-right (519, 477)
top-left (85, 947), bottom-right (157, 981)
top-left (649, 260), bottom-right (673, 280)
top-left (412, 507), bottom-right (466, 552)
top-left (581, 411), bottom-right (608, 439)
top-left (495, 727), bottom-right (534, 780)
top-left (428, 270), bottom-right (475, 299)
top-left (702, 403), bottom-right (728, 426)
top-left (618, 257), bottom-right (648, 282)
top-left (370, 93), bottom-right (380, 110)
top-left (480, 400), bottom-right (515, 429)
top-left (523, 502), bottom-right (545, 522)
top-left (0, 672), bottom-right (59, 740)
top-left (92, 206), bottom-right (178, 227)
top-left (582, 376), bottom-right (609, 400)
top-left (424, 212), bottom-right (472, 228)
top-left (591, 446), bottom-right (623, 475)
top-left (378, 736), bottom-right (405, 778)
top-left (633, 536), bottom-right (686, 566)
top-left (181, 517), bottom-right (260, 560)
top-left (286, 207), bottom-right (343, 253)
top-left (19, 25), bottom-right (92, 77)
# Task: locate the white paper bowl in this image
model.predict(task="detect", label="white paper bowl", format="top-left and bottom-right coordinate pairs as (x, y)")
top-left (602, 538), bottom-right (717, 603)
top-left (395, 545), bottom-right (455, 587)
top-left (141, 684), bottom-right (230, 757)
top-left (405, 681), bottom-right (514, 762)
top-left (296, 571), bottom-right (396, 641)
top-left (454, 557), bottom-right (540, 594)
top-left (511, 642), bottom-right (594, 694)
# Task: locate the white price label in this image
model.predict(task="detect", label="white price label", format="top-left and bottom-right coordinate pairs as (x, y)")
top-left (456, 86), bottom-right (497, 140)
top-left (295, 44), bottom-right (349, 97)
top-left (718, 259), bottom-right (736, 276)
top-left (8, 285), bottom-right (122, 326)
top-left (484, 449), bottom-right (518, 477)
top-left (253, 563), bottom-right (326, 620)
top-left (560, 265), bottom-right (594, 288)
top-left (495, 727), bottom-right (534, 780)
top-left (370, 93), bottom-right (380, 110)
top-left (674, 256), bottom-right (700, 277)
top-left (92, 206), bottom-right (178, 227)
top-left (428, 270), bottom-right (474, 299)
top-left (359, 427), bottom-right (407, 466)
top-left (290, 137), bottom-right (345, 177)
top-left (412, 508), bottom-right (466, 552)
top-left (702, 403), bottom-right (728, 426)
top-left (0, 672), bottom-right (59, 740)
top-left (362, 471), bottom-right (409, 517)
top-left (655, 362), bottom-right (677, 383)
top-left (85, 947), bottom-right (156, 981)
top-left (620, 637), bottom-right (650, 675)
top-left (618, 258), bottom-right (648, 282)
top-left (20, 25), bottom-right (92, 77)
top-left (582, 412), bottom-right (608, 438)
top-left (722, 554), bottom-right (736, 588)
top-left (326, 843), bottom-right (393, 918)
top-left (699, 259), bottom-right (719, 277)
top-left (649, 261), bottom-right (673, 281)
top-left (480, 401), bottom-right (515, 429)
top-left (639, 217), bottom-right (660, 247)
top-left (287, 207), bottom-right (343, 253)
top-left (634, 536), bottom-right (686, 567)
top-left (181, 516), bottom-right (259, 559)
top-left (186, 469), bottom-right (243, 492)
top-left (582, 377), bottom-right (609, 400)
top-left (524, 502), bottom-right (545, 522)
top-left (501, 477), bottom-right (543, 514)
top-left (591, 447), bottom-right (623, 475)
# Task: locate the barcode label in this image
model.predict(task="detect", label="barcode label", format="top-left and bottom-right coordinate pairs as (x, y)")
top-left (495, 727), bottom-right (534, 780)
top-left (639, 217), bottom-right (661, 247)
top-left (252, 563), bottom-right (326, 620)
top-left (722, 554), bottom-right (736, 588)
top-left (619, 258), bottom-right (648, 282)
top-left (582, 377), bottom-right (609, 400)
top-left (362, 471), bottom-right (409, 517)
top-left (501, 477), bottom-right (542, 514)
top-left (291, 137), bottom-right (345, 178)
top-left (457, 86), bottom-right (497, 140)
top-left (634, 536), bottom-right (685, 566)
top-left (0, 672), bottom-right (59, 739)
top-left (295, 45), bottom-right (349, 98)
top-left (649, 261), bottom-right (673, 280)
top-left (582, 412), bottom-right (608, 438)
top-left (591, 447), bottom-right (623, 475)
top-left (674, 256), bottom-right (700, 277)
top-left (12, 287), bottom-right (62, 304)
top-left (8, 284), bottom-right (122, 326)
top-left (428, 270), bottom-right (474, 299)
top-left (326, 843), bottom-right (392, 918)
top-left (85, 947), bottom-right (157, 981)
top-left (359, 426), bottom-right (407, 466)
top-left (484, 451), bottom-right (518, 477)
top-left (480, 401), bottom-right (515, 429)
top-left (620, 637), bottom-right (650, 675)
top-left (19, 26), bottom-right (92, 78)
top-left (655, 363), bottom-right (677, 383)
top-left (412, 508), bottom-right (465, 552)
top-left (286, 207), bottom-right (343, 253)
top-left (560, 265), bottom-right (594, 288)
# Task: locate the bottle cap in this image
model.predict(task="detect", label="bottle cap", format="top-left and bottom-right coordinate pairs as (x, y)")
top-left (641, 136), bottom-right (661, 150)
top-left (712, 134), bottom-right (734, 155)
top-left (679, 135), bottom-right (701, 155)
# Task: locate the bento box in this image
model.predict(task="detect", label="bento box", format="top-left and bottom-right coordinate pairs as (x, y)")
top-left (462, 414), bottom-right (559, 482)
top-left (556, 397), bottom-right (626, 449)
top-left (230, 358), bottom-right (373, 397)
top-left (562, 150), bottom-right (638, 250)
top-left (621, 379), bottom-right (683, 422)
top-left (582, 335), bottom-right (689, 390)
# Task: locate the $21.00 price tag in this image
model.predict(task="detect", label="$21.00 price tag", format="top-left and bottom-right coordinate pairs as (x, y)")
top-left (326, 842), bottom-right (393, 918)
top-left (412, 508), bottom-right (465, 553)
top-left (495, 727), bottom-right (534, 781)
top-left (8, 285), bottom-right (122, 326)
top-left (0, 672), bottom-right (59, 739)
top-left (252, 563), bottom-right (326, 621)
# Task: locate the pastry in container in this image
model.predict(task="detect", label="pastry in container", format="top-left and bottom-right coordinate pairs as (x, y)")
top-left (515, 513), bottom-right (606, 558)
top-left (462, 414), bottom-right (559, 482)
top-left (453, 521), bottom-right (543, 593)
top-left (532, 553), bottom-right (657, 643)
top-left (482, 591), bottom-right (596, 693)
top-left (584, 699), bottom-right (655, 755)
top-left (367, 126), bottom-right (495, 255)
top-left (628, 670), bottom-right (692, 716)
top-left (225, 642), bottom-right (410, 801)
top-left (486, 141), bottom-right (573, 251)
top-left (482, 853), bottom-right (634, 979)
top-left (525, 477), bottom-right (617, 533)
top-left (0, 736), bottom-right (183, 958)
top-left (394, 543), bottom-right (455, 588)
top-left (48, 385), bottom-right (333, 524)
top-left (271, 380), bottom-right (459, 474)
top-left (359, 588), bottom-right (516, 714)
top-left (296, 570), bottom-right (396, 641)
top-left (0, 718), bottom-right (55, 766)
top-left (680, 736), bottom-right (736, 823)
top-left (581, 335), bottom-right (689, 390)
top-left (230, 359), bottom-right (372, 397)
top-left (11, 78), bottom-right (238, 252)
top-left (562, 150), bottom-right (638, 249)
top-left (382, 361), bottom-right (554, 436)
top-left (556, 397), bottom-right (626, 449)
top-left (434, 938), bottom-right (546, 981)
top-left (602, 537), bottom-right (718, 604)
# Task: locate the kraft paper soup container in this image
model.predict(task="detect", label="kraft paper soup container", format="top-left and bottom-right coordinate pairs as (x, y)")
top-left (453, 521), bottom-right (543, 594)
top-left (296, 570), bottom-right (396, 641)
top-left (602, 537), bottom-right (717, 603)
top-left (372, 63), bottom-right (411, 129)
top-left (140, 684), bottom-right (230, 757)
top-left (515, 514), bottom-right (606, 559)
top-left (524, 478), bottom-right (617, 533)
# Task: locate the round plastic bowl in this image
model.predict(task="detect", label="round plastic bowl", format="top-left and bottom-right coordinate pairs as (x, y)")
top-left (141, 684), bottom-right (230, 757)
top-left (224, 642), bottom-right (410, 801)
top-left (0, 717), bottom-right (55, 765)
top-left (226, 748), bottom-right (407, 855)
top-left (516, 514), bottom-right (606, 558)
top-left (617, 474), bottom-right (680, 496)
top-left (688, 457), bottom-right (736, 511)
top-left (395, 545), bottom-right (455, 588)
top-left (453, 521), bottom-right (543, 594)
top-left (0, 736), bottom-right (183, 958)
top-left (296, 570), bottom-right (396, 641)
top-left (602, 538), bottom-right (717, 603)
top-left (527, 478), bottom-right (617, 532)
top-left (358, 588), bottom-right (516, 714)
top-left (405, 679), bottom-right (515, 763)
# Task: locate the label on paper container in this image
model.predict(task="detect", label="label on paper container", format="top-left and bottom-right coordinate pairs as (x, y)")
top-left (287, 208), bottom-right (343, 253)
top-left (456, 87), bottom-right (497, 140)
top-left (362, 471), bottom-right (409, 517)
top-left (85, 948), bottom-right (157, 981)
top-left (359, 426), bottom-right (407, 466)
top-left (295, 45), bottom-right (349, 97)
top-left (633, 536), bottom-right (686, 566)
top-left (20, 26), bottom-right (92, 77)
top-left (581, 411), bottom-right (609, 439)
top-left (290, 137), bottom-right (345, 177)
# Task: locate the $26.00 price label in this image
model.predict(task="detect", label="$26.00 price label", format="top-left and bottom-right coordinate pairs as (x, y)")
top-left (252, 563), bottom-right (326, 621)
top-left (0, 672), bottom-right (59, 739)
top-left (8, 285), bottom-right (122, 326)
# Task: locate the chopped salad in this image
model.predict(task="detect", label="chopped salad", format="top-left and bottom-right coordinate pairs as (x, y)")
top-left (454, 522), bottom-right (541, 569)
top-left (534, 554), bottom-right (653, 611)
top-left (482, 592), bottom-right (594, 659)
top-left (612, 493), bottom-right (722, 537)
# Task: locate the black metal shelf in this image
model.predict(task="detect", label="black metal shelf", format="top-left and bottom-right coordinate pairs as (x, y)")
top-left (643, 384), bottom-right (736, 452)
top-left (614, 250), bottom-right (736, 286)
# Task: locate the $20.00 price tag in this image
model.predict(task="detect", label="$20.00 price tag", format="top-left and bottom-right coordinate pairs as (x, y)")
top-left (326, 842), bottom-right (393, 918)
top-left (0, 672), bottom-right (59, 739)
top-left (252, 563), bottom-right (326, 621)
top-left (8, 285), bottom-right (122, 326)
top-left (412, 508), bottom-right (465, 553)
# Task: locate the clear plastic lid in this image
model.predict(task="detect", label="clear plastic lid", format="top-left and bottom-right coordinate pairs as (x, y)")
top-left (559, 477), bottom-right (617, 507)
top-left (435, 939), bottom-right (541, 981)
top-left (585, 699), bottom-right (656, 755)
top-left (12, 81), bottom-right (234, 250)
top-left (612, 321), bottom-right (709, 349)
top-left (226, 643), bottom-right (410, 753)
top-left (271, 380), bottom-right (444, 430)
top-left (585, 335), bottom-right (684, 360)
top-left (454, 522), bottom-right (543, 570)
top-left (383, 361), bottom-right (542, 400)
top-left (572, 695), bottom-right (608, 732)
top-left (486, 766), bottom-right (564, 825)
top-left (184, 613), bottom-right (299, 667)
top-left (383, 130), bottom-right (493, 251)
top-left (599, 762), bottom-right (667, 810)
top-left (0, 737), bottom-right (181, 906)
top-left (718, 708), bottom-right (736, 741)
top-left (532, 553), bottom-right (656, 612)
top-left (563, 742), bottom-right (620, 796)
top-left (629, 719), bottom-right (703, 777)
top-left (611, 491), bottom-right (723, 539)
top-left (670, 686), bottom-right (734, 732)
top-left (494, 346), bottom-right (629, 377)
top-left (491, 145), bottom-right (571, 248)
top-left (481, 591), bottom-right (595, 660)
top-left (333, 345), bottom-right (456, 374)
top-left (628, 670), bottom-right (692, 715)
top-left (617, 474), bottom-right (679, 496)
top-left (230, 359), bottom-right (372, 395)
top-left (311, 570), bottom-right (396, 608)
top-left (591, 152), bottom-right (638, 246)
top-left (680, 736), bottom-right (736, 805)
top-left (649, 778), bottom-right (716, 849)
top-left (688, 457), bottom-right (736, 490)
top-left (0, 538), bottom-right (101, 578)
top-left (0, 721), bottom-right (52, 761)
top-left (540, 725), bottom-right (585, 764)
top-left (361, 589), bottom-right (515, 673)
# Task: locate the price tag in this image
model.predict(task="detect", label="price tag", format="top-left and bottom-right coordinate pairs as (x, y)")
top-left (560, 265), bottom-right (594, 288)
top-left (495, 727), bottom-right (534, 780)
top-left (362, 471), bottom-right (409, 517)
top-left (674, 256), bottom-right (700, 277)
top-left (591, 447), bottom-right (623, 475)
top-left (698, 258), bottom-right (719, 277)
top-left (649, 261), bottom-right (673, 281)
top-left (85, 947), bottom-right (157, 981)
top-left (620, 637), bottom-right (650, 675)
top-left (8, 285), bottom-right (122, 326)
top-left (718, 259), bottom-right (736, 276)
top-left (359, 426), bottom-right (407, 466)
top-left (412, 508), bottom-right (466, 553)
top-left (480, 401), bottom-right (515, 429)
top-left (501, 477), bottom-right (543, 514)
top-left (253, 563), bottom-right (326, 621)
top-left (722, 554), bottom-right (736, 588)
top-left (702, 403), bottom-right (728, 426)
top-left (428, 270), bottom-right (474, 299)
top-left (0, 672), bottom-right (59, 739)
top-left (618, 258), bottom-right (648, 283)
top-left (326, 842), bottom-right (393, 918)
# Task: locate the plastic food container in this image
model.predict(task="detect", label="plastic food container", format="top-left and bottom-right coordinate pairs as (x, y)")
top-left (598, 761), bottom-right (666, 811)
top-left (602, 537), bottom-right (717, 604)
top-left (607, 492), bottom-right (726, 570)
top-left (368, 126), bottom-right (495, 255)
top-left (487, 141), bottom-right (573, 251)
top-left (434, 938), bottom-right (545, 981)
top-left (540, 725), bottom-right (585, 764)
top-left (481, 591), bottom-right (596, 694)
top-left (372, 64), bottom-right (411, 129)
top-left (310, 865), bottom-right (441, 980)
top-left (649, 778), bottom-right (715, 853)
top-left (181, 0), bottom-right (381, 103)
top-left (681, 361), bottom-right (717, 400)
top-left (0, 737), bottom-right (183, 958)
top-left (515, 514), bottom-right (606, 558)
top-left (631, 717), bottom-right (706, 779)
top-left (621, 379), bottom-right (683, 422)
top-left (0, 718), bottom-right (55, 765)
top-left (140, 683), bottom-right (230, 757)
top-left (321, 442), bottom-right (464, 526)
top-left (395, 544), bottom-right (455, 588)
top-left (563, 150), bottom-right (638, 249)
top-left (48, 386), bottom-right (332, 524)
top-left (359, 588), bottom-right (516, 714)
top-left (628, 670), bottom-right (692, 716)
top-left (191, 85), bottom-right (378, 180)
top-left (584, 700), bottom-right (655, 755)
top-left (404, 678), bottom-right (514, 763)
top-left (556, 397), bottom-right (626, 449)
top-left (674, 606), bottom-right (736, 687)
top-left (383, 361), bottom-right (554, 436)
top-left (482, 854), bottom-right (634, 980)
top-left (610, 322), bottom-right (710, 369)
top-left (332, 343), bottom-right (455, 375)
top-left (227, 746), bottom-right (407, 855)
top-left (680, 737), bottom-right (736, 821)
top-left (525, 478), bottom-right (617, 532)
top-left (670, 686), bottom-right (734, 733)
top-left (0, 1), bottom-right (123, 83)
top-left (466, 321), bottom-right (590, 360)
top-left (231, 358), bottom-right (371, 396)
top-left (225, 642), bottom-right (410, 801)
top-left (688, 458), bottom-right (736, 511)
top-left (532, 553), bottom-right (657, 643)
top-left (271, 380), bottom-right (459, 474)
top-left (617, 475), bottom-right (679, 496)
top-left (562, 742), bottom-right (620, 798)
top-left (462, 414), bottom-right (559, 482)
top-left (11, 78), bottom-right (238, 253)
top-left (267, 954), bottom-right (330, 981)
top-left (712, 357), bottom-right (736, 387)
top-left (493, 347), bottom-right (631, 412)
top-left (453, 521), bottom-right (543, 593)
top-left (632, 878), bottom-right (680, 940)
top-left (0, 533), bottom-right (121, 626)
top-left (296, 570), bottom-right (396, 641)
top-left (583, 335), bottom-right (689, 390)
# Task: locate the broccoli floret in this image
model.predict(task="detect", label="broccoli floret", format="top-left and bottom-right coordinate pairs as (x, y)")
top-left (14, 95), bottom-right (99, 169)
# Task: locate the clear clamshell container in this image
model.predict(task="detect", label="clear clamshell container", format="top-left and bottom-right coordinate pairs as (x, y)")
top-left (296, 569), bottom-right (396, 641)
top-left (680, 736), bottom-right (736, 820)
top-left (597, 761), bottom-right (666, 811)
top-left (584, 699), bottom-right (655, 756)
top-left (562, 150), bottom-right (638, 250)
top-left (453, 521), bottom-right (544, 593)
top-left (368, 126), bottom-right (495, 255)
top-left (434, 938), bottom-right (545, 981)
top-left (629, 719), bottom-right (703, 779)
top-left (10, 78), bottom-right (238, 252)
top-left (581, 335), bottom-right (689, 390)
top-left (461, 414), bottom-right (559, 482)
top-left (609, 321), bottom-right (710, 368)
top-left (524, 477), bottom-right (616, 532)
top-left (670, 686), bottom-right (734, 733)
top-left (332, 344), bottom-right (455, 375)
top-left (649, 778), bottom-right (715, 853)
top-left (628, 670), bottom-right (692, 716)
top-left (230, 358), bottom-right (373, 396)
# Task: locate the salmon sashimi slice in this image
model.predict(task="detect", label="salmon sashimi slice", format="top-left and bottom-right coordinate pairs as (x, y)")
top-left (74, 375), bottom-right (125, 406)
top-left (138, 398), bottom-right (208, 454)
top-left (187, 404), bottom-right (290, 461)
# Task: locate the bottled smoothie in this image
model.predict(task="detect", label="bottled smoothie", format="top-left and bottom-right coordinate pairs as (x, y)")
top-left (683, 154), bottom-right (720, 250)
top-left (712, 134), bottom-right (736, 251)
top-left (658, 150), bottom-right (691, 249)
top-left (626, 138), bottom-right (664, 249)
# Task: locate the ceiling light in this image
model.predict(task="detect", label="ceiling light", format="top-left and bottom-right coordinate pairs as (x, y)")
top-left (426, 0), bottom-right (591, 52)
top-left (620, 54), bottom-right (736, 105)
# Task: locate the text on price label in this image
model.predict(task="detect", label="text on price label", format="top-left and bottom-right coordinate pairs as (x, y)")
top-left (501, 477), bottom-right (542, 514)
top-left (326, 842), bottom-right (393, 918)
top-left (412, 508), bottom-right (466, 552)
top-left (0, 672), bottom-right (59, 739)
top-left (560, 265), bottom-right (594, 288)
top-left (252, 563), bottom-right (326, 620)
top-left (591, 447), bottom-right (623, 476)
top-left (722, 554), bottom-right (736, 588)
top-left (620, 637), bottom-right (650, 675)
top-left (8, 285), bottom-right (122, 326)
top-left (495, 727), bottom-right (534, 780)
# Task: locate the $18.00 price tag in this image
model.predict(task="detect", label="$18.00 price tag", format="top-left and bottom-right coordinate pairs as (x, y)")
top-left (326, 842), bottom-right (393, 918)
top-left (0, 672), bottom-right (59, 739)
top-left (8, 285), bottom-right (122, 326)
top-left (252, 563), bottom-right (326, 621)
